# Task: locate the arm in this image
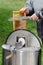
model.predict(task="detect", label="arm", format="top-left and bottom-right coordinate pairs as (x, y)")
top-left (20, 0), bottom-right (34, 15)
top-left (26, 0), bottom-right (34, 13)
top-left (26, 0), bottom-right (38, 20)
top-left (35, 8), bottom-right (43, 19)
top-left (30, 9), bottom-right (43, 21)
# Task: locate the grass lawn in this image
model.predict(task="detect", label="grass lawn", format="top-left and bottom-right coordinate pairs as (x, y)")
top-left (0, 0), bottom-right (43, 65)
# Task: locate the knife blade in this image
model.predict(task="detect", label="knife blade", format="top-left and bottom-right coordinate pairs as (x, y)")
top-left (8, 16), bottom-right (30, 22)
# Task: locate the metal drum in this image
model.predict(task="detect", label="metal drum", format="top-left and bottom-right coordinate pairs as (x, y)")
top-left (2, 29), bottom-right (41, 65)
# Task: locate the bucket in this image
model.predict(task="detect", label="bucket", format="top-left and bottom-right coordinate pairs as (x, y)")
top-left (2, 29), bottom-right (41, 65)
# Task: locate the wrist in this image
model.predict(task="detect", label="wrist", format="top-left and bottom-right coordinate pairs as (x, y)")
top-left (26, 9), bottom-right (30, 14)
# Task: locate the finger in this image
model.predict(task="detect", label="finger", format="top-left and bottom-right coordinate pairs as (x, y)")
top-left (20, 8), bottom-right (26, 13)
top-left (34, 17), bottom-right (38, 21)
top-left (29, 16), bottom-right (33, 20)
top-left (33, 17), bottom-right (35, 20)
top-left (20, 10), bottom-right (24, 13)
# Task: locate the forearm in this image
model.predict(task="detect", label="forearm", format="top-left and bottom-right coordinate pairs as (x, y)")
top-left (20, 0), bottom-right (34, 15)
top-left (34, 8), bottom-right (43, 19)
top-left (26, 0), bottom-right (33, 12)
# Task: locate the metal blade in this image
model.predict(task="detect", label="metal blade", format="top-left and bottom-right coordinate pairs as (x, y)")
top-left (8, 16), bottom-right (30, 22)
top-left (8, 17), bottom-right (13, 22)
top-left (19, 16), bottom-right (30, 20)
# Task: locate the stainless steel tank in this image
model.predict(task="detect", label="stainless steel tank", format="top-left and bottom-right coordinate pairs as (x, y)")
top-left (2, 29), bottom-right (41, 65)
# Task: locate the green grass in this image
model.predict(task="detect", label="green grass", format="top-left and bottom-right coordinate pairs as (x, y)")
top-left (0, 0), bottom-right (43, 65)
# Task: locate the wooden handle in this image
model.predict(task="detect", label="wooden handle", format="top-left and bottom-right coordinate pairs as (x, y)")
top-left (6, 54), bottom-right (12, 59)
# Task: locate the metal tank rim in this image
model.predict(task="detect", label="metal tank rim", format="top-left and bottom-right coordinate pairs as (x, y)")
top-left (4, 29), bottom-right (41, 48)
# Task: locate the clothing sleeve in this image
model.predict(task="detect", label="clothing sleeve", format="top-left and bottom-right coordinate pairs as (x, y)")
top-left (26, 0), bottom-right (33, 12)
top-left (35, 9), bottom-right (41, 18)
top-left (35, 9), bottom-right (43, 19)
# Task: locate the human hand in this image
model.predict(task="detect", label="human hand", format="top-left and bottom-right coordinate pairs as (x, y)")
top-left (29, 13), bottom-right (39, 21)
top-left (20, 8), bottom-right (29, 14)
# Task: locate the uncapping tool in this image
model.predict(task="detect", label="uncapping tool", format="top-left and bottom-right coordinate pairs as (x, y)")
top-left (8, 16), bottom-right (30, 22)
